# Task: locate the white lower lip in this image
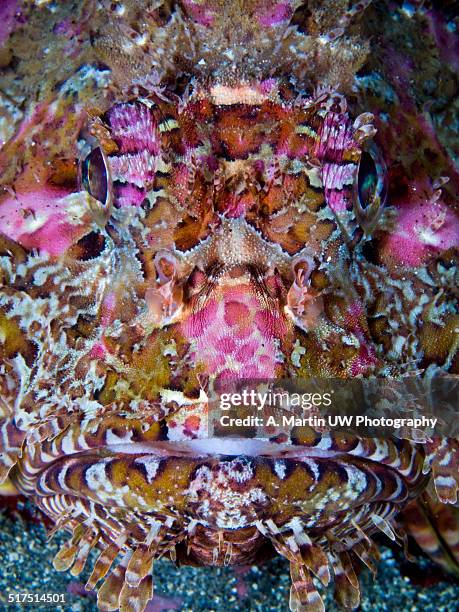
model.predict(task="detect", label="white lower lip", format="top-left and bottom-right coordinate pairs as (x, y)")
top-left (106, 437), bottom-right (338, 459)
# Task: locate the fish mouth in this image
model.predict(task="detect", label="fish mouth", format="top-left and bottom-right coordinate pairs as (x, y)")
top-left (20, 418), bottom-right (427, 473)
top-left (17, 430), bottom-right (427, 508)
top-left (14, 430), bottom-right (428, 558)
top-left (104, 437), bottom-right (342, 459)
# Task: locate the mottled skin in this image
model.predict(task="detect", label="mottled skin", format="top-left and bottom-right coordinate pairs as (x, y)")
top-left (0, 2), bottom-right (458, 612)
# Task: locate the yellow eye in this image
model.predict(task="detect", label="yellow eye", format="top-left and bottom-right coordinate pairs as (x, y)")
top-left (79, 147), bottom-right (112, 209)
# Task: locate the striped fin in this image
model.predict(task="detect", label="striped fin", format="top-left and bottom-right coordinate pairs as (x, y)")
top-left (290, 521), bottom-right (330, 586)
top-left (70, 527), bottom-right (99, 576)
top-left (0, 452), bottom-right (18, 484)
top-left (257, 518), bottom-right (330, 609)
top-left (46, 513), bottom-right (73, 541)
top-left (331, 551), bottom-right (360, 609)
top-left (106, 102), bottom-right (160, 191)
top-left (424, 438), bottom-right (459, 504)
top-left (255, 520), bottom-right (295, 562)
top-left (119, 574), bottom-right (153, 612)
top-left (97, 551), bottom-right (132, 612)
top-left (258, 519), bottom-right (330, 587)
top-left (351, 540), bottom-right (379, 575)
top-left (289, 562), bottom-right (324, 612)
top-left (125, 521), bottom-right (162, 587)
top-left (371, 514), bottom-right (396, 541)
top-left (85, 533), bottom-right (128, 590)
top-left (53, 523), bottom-right (85, 571)
top-left (0, 404), bottom-right (26, 483)
top-left (29, 415), bottom-right (72, 444)
top-left (400, 492), bottom-right (459, 578)
top-left (125, 543), bottom-right (154, 588)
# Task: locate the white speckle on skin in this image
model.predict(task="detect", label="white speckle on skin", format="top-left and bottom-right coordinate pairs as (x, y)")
top-left (274, 460), bottom-right (286, 479)
top-left (85, 459), bottom-right (113, 493)
top-left (301, 458), bottom-right (320, 484)
top-left (135, 456), bottom-right (161, 483)
top-left (291, 339), bottom-right (306, 367)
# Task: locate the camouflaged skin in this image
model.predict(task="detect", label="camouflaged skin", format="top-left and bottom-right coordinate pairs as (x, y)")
top-left (0, 2), bottom-right (458, 611)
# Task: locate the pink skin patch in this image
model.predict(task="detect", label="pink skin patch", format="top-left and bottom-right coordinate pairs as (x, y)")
top-left (235, 340), bottom-right (258, 362)
top-left (0, 184), bottom-right (87, 256)
top-left (350, 344), bottom-right (378, 377)
top-left (108, 103), bottom-right (160, 155)
top-left (115, 184), bottom-right (146, 207)
top-left (90, 341), bottom-right (107, 360)
top-left (216, 336), bottom-right (237, 354)
top-left (259, 79), bottom-right (278, 95)
top-left (0, 0), bottom-right (19, 48)
top-left (224, 301), bottom-right (250, 327)
top-left (324, 189), bottom-right (348, 213)
top-left (257, 3), bottom-right (293, 27)
top-left (185, 299), bottom-right (219, 338)
top-left (182, 281), bottom-right (288, 380)
top-left (101, 292), bottom-right (116, 327)
top-left (224, 193), bottom-right (256, 218)
top-left (382, 200), bottom-right (459, 267)
top-left (181, 0), bottom-right (215, 26)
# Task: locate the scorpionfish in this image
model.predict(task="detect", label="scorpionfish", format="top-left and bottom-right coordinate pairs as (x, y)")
top-left (0, 1), bottom-right (458, 611)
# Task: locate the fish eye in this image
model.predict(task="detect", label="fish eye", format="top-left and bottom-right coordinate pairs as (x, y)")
top-left (79, 147), bottom-right (112, 209)
top-left (354, 143), bottom-right (387, 233)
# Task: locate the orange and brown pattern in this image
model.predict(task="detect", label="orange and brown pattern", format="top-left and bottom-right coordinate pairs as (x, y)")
top-left (0, 2), bottom-right (458, 611)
